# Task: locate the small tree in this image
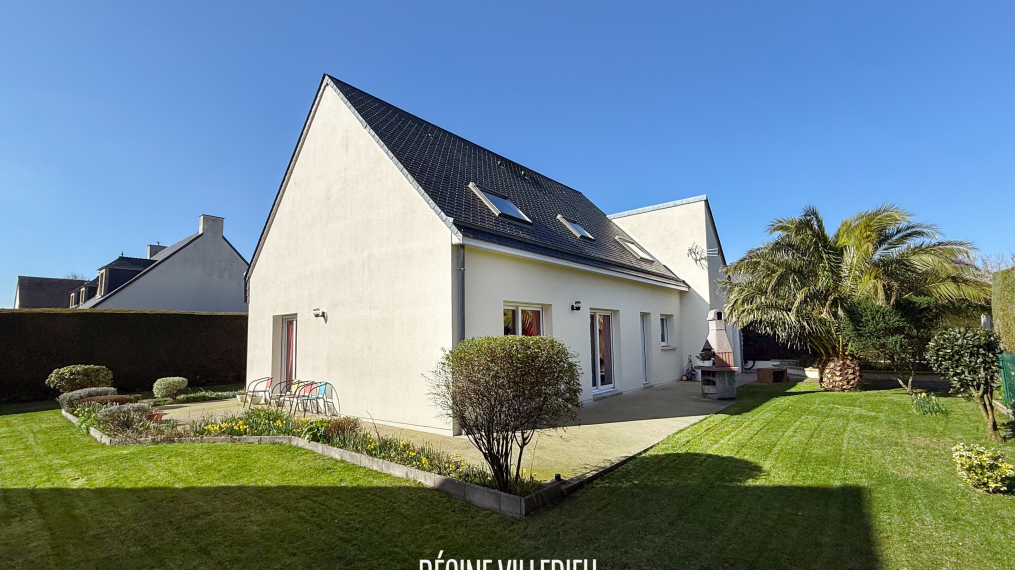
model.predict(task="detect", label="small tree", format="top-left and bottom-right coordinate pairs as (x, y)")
top-left (926, 328), bottom-right (1003, 441)
top-left (842, 298), bottom-right (940, 395)
top-left (429, 336), bottom-right (582, 494)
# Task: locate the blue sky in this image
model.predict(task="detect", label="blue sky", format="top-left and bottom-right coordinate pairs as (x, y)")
top-left (2, 1), bottom-right (1013, 307)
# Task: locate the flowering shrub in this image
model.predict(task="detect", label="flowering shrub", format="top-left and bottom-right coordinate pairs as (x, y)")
top-left (46, 365), bottom-right (113, 393)
top-left (58, 387), bottom-right (118, 411)
top-left (952, 443), bottom-right (1014, 493)
top-left (153, 377), bottom-right (188, 400)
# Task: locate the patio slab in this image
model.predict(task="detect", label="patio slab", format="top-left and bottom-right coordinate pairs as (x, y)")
top-left (158, 377), bottom-right (756, 480)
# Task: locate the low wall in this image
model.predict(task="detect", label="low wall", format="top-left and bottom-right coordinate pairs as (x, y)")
top-left (0, 309), bottom-right (246, 402)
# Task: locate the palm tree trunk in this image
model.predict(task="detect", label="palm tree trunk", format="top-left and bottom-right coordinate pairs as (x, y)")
top-left (820, 355), bottom-right (863, 391)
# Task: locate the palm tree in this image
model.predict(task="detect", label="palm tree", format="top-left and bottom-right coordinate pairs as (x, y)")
top-left (720, 204), bottom-right (989, 391)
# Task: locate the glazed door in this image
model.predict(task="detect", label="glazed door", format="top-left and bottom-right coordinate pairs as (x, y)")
top-left (590, 312), bottom-right (615, 390)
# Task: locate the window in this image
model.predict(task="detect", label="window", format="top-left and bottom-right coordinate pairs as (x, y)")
top-left (504, 304), bottom-right (542, 336)
top-left (557, 215), bottom-right (594, 240)
top-left (660, 314), bottom-right (673, 347)
top-left (469, 182), bottom-right (532, 224)
top-left (616, 236), bottom-right (654, 261)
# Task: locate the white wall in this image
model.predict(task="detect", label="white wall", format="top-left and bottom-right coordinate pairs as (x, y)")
top-left (246, 85), bottom-right (455, 434)
top-left (463, 245), bottom-right (685, 400)
top-left (610, 200), bottom-right (713, 367)
top-left (96, 230), bottom-right (248, 313)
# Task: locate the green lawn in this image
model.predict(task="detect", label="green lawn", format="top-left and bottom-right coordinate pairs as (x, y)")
top-left (2, 384), bottom-right (1013, 569)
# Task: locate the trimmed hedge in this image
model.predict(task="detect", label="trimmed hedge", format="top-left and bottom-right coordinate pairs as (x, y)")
top-left (0, 309), bottom-right (246, 402)
top-left (58, 387), bottom-right (118, 411)
top-left (994, 267), bottom-right (1015, 351)
top-left (153, 377), bottom-right (188, 399)
top-left (46, 364), bottom-right (113, 393)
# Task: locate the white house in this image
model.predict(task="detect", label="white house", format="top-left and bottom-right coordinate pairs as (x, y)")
top-left (70, 214), bottom-right (249, 313)
top-left (246, 75), bottom-right (738, 435)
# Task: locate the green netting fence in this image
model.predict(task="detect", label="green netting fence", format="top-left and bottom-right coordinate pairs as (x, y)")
top-left (1000, 351), bottom-right (1015, 409)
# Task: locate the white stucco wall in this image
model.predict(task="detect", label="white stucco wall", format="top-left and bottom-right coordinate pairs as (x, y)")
top-left (463, 245), bottom-right (685, 400)
top-left (96, 228), bottom-right (248, 313)
top-left (246, 85), bottom-right (455, 434)
top-left (610, 198), bottom-right (740, 368)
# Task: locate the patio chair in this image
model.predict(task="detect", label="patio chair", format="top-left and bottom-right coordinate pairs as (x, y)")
top-left (243, 377), bottom-right (274, 408)
top-left (277, 380), bottom-right (315, 415)
top-left (299, 382), bottom-right (339, 417)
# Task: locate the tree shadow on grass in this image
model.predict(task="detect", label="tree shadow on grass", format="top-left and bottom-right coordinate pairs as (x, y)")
top-left (0, 399), bottom-right (58, 416)
top-left (0, 453), bottom-right (880, 570)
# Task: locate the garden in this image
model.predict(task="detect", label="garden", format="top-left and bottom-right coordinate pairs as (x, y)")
top-left (4, 204), bottom-right (1015, 568)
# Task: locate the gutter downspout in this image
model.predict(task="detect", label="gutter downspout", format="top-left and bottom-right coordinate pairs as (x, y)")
top-left (451, 241), bottom-right (466, 436)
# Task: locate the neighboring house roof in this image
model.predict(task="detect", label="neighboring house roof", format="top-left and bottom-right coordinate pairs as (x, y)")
top-left (249, 75), bottom-right (687, 290)
top-left (14, 276), bottom-right (85, 308)
top-left (99, 256), bottom-right (157, 272)
top-left (78, 233), bottom-right (203, 309)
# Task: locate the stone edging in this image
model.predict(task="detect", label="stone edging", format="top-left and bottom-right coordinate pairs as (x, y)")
top-left (59, 410), bottom-right (563, 517)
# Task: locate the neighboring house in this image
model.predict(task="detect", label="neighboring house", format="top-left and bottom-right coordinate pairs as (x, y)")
top-left (13, 276), bottom-right (86, 308)
top-left (246, 75), bottom-right (738, 435)
top-left (14, 214), bottom-right (249, 313)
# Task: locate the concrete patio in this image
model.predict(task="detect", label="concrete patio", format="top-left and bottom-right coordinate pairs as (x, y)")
top-left (159, 377), bottom-right (754, 481)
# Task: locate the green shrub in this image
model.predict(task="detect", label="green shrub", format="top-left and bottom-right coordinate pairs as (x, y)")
top-left (79, 394), bottom-right (138, 407)
top-left (430, 335), bottom-right (581, 494)
top-left (912, 392), bottom-right (946, 415)
top-left (952, 443), bottom-right (1014, 493)
top-left (994, 267), bottom-right (1015, 351)
top-left (57, 386), bottom-right (118, 411)
top-left (301, 416), bottom-right (362, 444)
top-left (153, 377), bottom-right (188, 400)
top-left (96, 402), bottom-right (153, 434)
top-left (926, 328), bottom-right (1003, 441)
top-left (148, 390), bottom-right (239, 406)
top-left (45, 365), bottom-right (113, 393)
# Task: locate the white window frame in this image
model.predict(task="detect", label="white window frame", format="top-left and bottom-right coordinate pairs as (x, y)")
top-left (660, 314), bottom-right (673, 347)
top-left (616, 236), bottom-right (654, 261)
top-left (469, 182), bottom-right (532, 224)
top-left (557, 214), bottom-right (594, 240)
top-left (503, 303), bottom-right (543, 337)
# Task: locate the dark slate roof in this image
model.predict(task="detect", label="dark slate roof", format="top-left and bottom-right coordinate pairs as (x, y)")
top-left (326, 76), bottom-right (685, 288)
top-left (99, 256), bottom-right (157, 272)
top-left (15, 276), bottom-right (85, 308)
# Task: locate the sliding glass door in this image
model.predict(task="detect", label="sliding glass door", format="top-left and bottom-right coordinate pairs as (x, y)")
top-left (590, 311), bottom-right (614, 390)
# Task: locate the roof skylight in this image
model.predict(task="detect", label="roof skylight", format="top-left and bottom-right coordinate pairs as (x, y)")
top-left (469, 182), bottom-right (532, 224)
top-left (616, 236), bottom-right (654, 261)
top-left (557, 215), bottom-right (594, 240)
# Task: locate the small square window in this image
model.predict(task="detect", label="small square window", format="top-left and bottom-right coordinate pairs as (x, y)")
top-left (616, 236), bottom-right (654, 261)
top-left (469, 182), bottom-right (532, 224)
top-left (557, 215), bottom-right (594, 240)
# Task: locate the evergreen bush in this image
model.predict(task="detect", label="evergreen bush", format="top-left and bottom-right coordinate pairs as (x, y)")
top-left (994, 267), bottom-right (1015, 351)
top-left (952, 443), bottom-right (1014, 493)
top-left (58, 386), bottom-right (118, 411)
top-left (45, 365), bottom-right (113, 393)
top-left (152, 377), bottom-right (188, 400)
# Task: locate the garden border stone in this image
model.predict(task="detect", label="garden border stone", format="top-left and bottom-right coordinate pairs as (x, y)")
top-left (59, 410), bottom-right (564, 517)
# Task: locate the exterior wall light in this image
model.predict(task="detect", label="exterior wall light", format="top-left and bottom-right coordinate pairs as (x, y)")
top-left (571, 301), bottom-right (581, 311)
top-left (312, 307), bottom-right (327, 319)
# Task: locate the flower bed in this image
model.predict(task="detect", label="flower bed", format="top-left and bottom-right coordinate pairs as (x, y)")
top-left (60, 405), bottom-right (563, 516)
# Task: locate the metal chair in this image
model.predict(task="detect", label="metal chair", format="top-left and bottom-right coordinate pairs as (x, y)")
top-left (243, 377), bottom-right (274, 408)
